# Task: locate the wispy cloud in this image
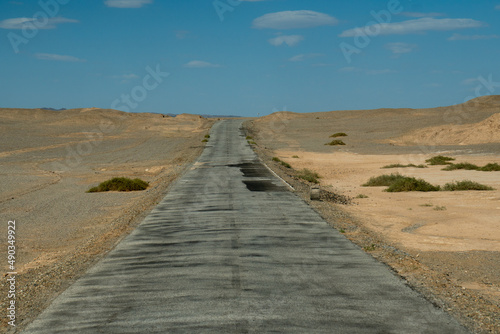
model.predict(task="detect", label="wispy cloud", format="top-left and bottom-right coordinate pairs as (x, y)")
top-left (385, 42), bottom-right (417, 55)
top-left (34, 53), bottom-right (86, 62)
top-left (183, 60), bottom-right (221, 68)
top-left (448, 33), bottom-right (499, 41)
top-left (288, 53), bottom-right (324, 62)
top-left (339, 18), bottom-right (485, 37)
top-left (253, 10), bottom-right (338, 29)
top-left (400, 12), bottom-right (445, 18)
top-left (496, 5), bottom-right (500, 10)
top-left (105, 0), bottom-right (152, 8)
top-left (268, 35), bottom-right (304, 47)
top-left (0, 17), bottom-right (78, 29)
top-left (111, 73), bottom-right (139, 83)
top-left (339, 67), bottom-right (396, 75)
top-left (175, 30), bottom-right (189, 39)
top-left (461, 78), bottom-right (479, 85)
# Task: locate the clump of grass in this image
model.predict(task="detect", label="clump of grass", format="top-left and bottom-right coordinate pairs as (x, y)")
top-left (425, 155), bottom-right (455, 165)
top-left (443, 180), bottom-right (494, 191)
top-left (479, 163), bottom-right (500, 171)
top-left (272, 156), bottom-right (291, 168)
top-left (339, 229), bottom-right (346, 233)
top-left (325, 140), bottom-right (346, 146)
top-left (246, 136), bottom-right (253, 140)
top-left (386, 177), bottom-right (440, 192)
top-left (248, 141), bottom-right (257, 145)
top-left (442, 162), bottom-right (480, 171)
top-left (204, 134), bottom-right (210, 139)
top-left (419, 203), bottom-right (433, 207)
top-left (382, 164), bottom-right (427, 169)
top-left (87, 177), bottom-right (148, 193)
top-left (292, 155), bottom-right (300, 158)
top-left (297, 168), bottom-right (320, 184)
top-left (356, 194), bottom-right (368, 198)
top-left (362, 173), bottom-right (406, 187)
top-left (280, 161), bottom-right (291, 168)
top-left (201, 139), bottom-right (208, 143)
top-left (330, 132), bottom-right (347, 138)
top-left (433, 206), bottom-right (447, 211)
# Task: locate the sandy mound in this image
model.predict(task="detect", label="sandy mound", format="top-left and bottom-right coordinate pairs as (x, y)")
top-left (254, 111), bottom-right (306, 123)
top-left (394, 113), bottom-right (500, 145)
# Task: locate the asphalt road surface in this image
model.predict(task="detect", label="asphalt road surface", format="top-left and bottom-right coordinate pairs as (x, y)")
top-left (23, 120), bottom-right (468, 333)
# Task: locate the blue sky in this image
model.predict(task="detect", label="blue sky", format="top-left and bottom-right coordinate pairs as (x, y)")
top-left (1, 0), bottom-right (499, 116)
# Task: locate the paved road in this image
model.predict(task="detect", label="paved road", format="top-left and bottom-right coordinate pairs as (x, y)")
top-left (24, 120), bottom-right (467, 333)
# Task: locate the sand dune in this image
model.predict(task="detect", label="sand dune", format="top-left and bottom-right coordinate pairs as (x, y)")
top-left (394, 112), bottom-right (500, 145)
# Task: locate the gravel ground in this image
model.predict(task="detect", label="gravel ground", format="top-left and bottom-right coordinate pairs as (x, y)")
top-left (0, 108), bottom-right (215, 333)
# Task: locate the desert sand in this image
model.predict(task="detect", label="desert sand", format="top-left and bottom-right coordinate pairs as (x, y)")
top-left (247, 95), bottom-right (500, 333)
top-left (0, 108), bottom-right (214, 331)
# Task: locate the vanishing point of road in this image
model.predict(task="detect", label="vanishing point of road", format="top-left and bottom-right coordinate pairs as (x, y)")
top-left (24, 120), bottom-right (468, 333)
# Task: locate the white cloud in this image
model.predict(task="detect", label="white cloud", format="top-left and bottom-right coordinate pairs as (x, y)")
top-left (339, 18), bottom-right (485, 37)
top-left (448, 33), bottom-right (499, 41)
top-left (0, 17), bottom-right (78, 29)
top-left (34, 53), bottom-right (86, 62)
top-left (253, 10), bottom-right (338, 29)
top-left (385, 42), bottom-right (417, 55)
top-left (111, 73), bottom-right (139, 83)
top-left (339, 67), bottom-right (362, 73)
top-left (105, 0), bottom-right (152, 8)
top-left (400, 12), bottom-right (445, 18)
top-left (268, 35), bottom-right (304, 47)
top-left (288, 53), bottom-right (324, 62)
top-left (184, 60), bottom-right (221, 68)
top-left (338, 67), bottom-right (395, 75)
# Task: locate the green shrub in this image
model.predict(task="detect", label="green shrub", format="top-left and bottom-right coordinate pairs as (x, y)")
top-left (479, 163), bottom-right (500, 171)
top-left (292, 155), bottom-right (299, 158)
top-left (272, 157), bottom-right (281, 162)
top-left (382, 164), bottom-right (427, 169)
top-left (442, 162), bottom-right (480, 171)
top-left (246, 136), bottom-right (253, 140)
top-left (330, 132), bottom-right (347, 138)
top-left (280, 161), bottom-right (291, 168)
top-left (443, 180), bottom-right (494, 191)
top-left (433, 206), bottom-right (447, 211)
top-left (356, 194), bottom-right (369, 198)
top-left (297, 168), bottom-right (320, 184)
top-left (204, 134), bottom-right (210, 138)
top-left (385, 177), bottom-right (440, 192)
top-left (425, 155), bottom-right (455, 165)
top-left (88, 177), bottom-right (149, 193)
top-left (325, 140), bottom-right (346, 146)
top-left (201, 139), bottom-right (208, 143)
top-left (362, 173), bottom-right (406, 187)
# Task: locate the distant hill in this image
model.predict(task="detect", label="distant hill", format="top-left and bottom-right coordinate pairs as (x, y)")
top-left (39, 109), bottom-right (238, 118)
